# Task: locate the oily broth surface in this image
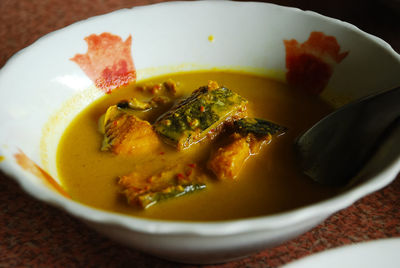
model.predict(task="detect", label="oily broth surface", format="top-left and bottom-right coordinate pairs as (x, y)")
top-left (57, 71), bottom-right (338, 221)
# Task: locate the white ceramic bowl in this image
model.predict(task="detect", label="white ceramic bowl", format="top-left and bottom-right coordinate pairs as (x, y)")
top-left (1, 1), bottom-right (400, 264)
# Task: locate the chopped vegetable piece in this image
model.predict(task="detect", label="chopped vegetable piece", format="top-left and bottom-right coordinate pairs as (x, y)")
top-left (137, 79), bottom-right (179, 96)
top-left (208, 117), bottom-right (285, 180)
top-left (234, 118), bottom-right (287, 138)
top-left (207, 135), bottom-right (251, 180)
top-left (136, 184), bottom-right (206, 209)
top-left (149, 96), bottom-right (171, 107)
top-left (137, 83), bottom-right (162, 94)
top-left (117, 97), bottom-right (151, 111)
top-left (154, 81), bottom-right (248, 150)
top-left (117, 95), bottom-right (171, 112)
top-left (119, 163), bottom-right (207, 208)
top-left (163, 79), bottom-right (179, 94)
top-left (246, 133), bottom-right (272, 155)
top-left (101, 105), bottom-right (160, 155)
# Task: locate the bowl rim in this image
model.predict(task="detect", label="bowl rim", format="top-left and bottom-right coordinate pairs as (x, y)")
top-left (1, 0), bottom-right (400, 236)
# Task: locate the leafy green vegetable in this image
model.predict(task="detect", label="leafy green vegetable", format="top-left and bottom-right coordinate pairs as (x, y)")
top-left (154, 84), bottom-right (248, 150)
top-left (137, 183), bottom-right (206, 209)
top-left (119, 162), bottom-right (208, 209)
top-left (234, 118), bottom-right (287, 138)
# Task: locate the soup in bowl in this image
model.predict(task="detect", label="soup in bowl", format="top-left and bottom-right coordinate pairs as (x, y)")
top-left (0, 1), bottom-right (399, 264)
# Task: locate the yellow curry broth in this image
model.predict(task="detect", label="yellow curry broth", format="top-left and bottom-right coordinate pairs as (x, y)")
top-left (57, 71), bottom-right (338, 221)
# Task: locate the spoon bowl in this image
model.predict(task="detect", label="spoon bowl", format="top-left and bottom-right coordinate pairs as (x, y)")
top-left (295, 86), bottom-right (400, 185)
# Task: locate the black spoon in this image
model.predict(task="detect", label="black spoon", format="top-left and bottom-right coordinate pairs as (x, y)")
top-left (295, 86), bottom-right (400, 186)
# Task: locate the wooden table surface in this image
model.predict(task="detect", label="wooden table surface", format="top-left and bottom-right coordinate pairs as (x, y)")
top-left (1, 1), bottom-right (399, 267)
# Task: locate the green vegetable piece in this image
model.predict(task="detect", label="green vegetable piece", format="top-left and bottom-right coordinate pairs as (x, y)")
top-left (234, 118), bottom-right (287, 138)
top-left (119, 162), bottom-right (208, 209)
top-left (137, 183), bottom-right (206, 209)
top-left (154, 83), bottom-right (248, 150)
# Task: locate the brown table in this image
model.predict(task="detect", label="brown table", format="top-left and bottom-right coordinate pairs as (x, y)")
top-left (1, 1), bottom-right (399, 267)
